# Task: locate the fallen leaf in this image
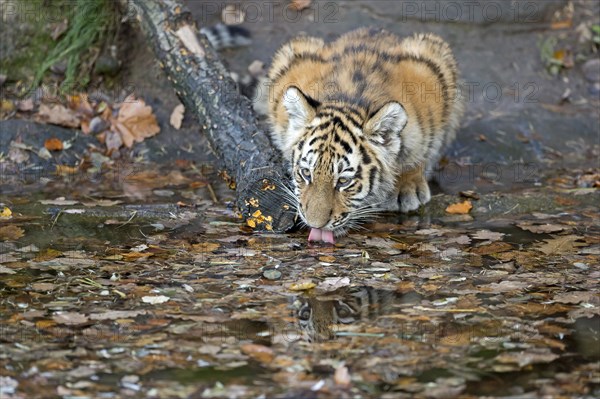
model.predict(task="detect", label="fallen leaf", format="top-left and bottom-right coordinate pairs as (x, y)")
top-left (17, 98), bottom-right (34, 111)
top-left (89, 310), bottom-right (147, 320)
top-left (0, 207), bottom-right (12, 219)
top-left (516, 223), bottom-right (568, 234)
top-left (192, 242), bottom-right (220, 252)
top-left (52, 311), bottom-right (89, 326)
top-left (536, 235), bottom-right (585, 255)
top-left (552, 291), bottom-right (597, 304)
top-left (112, 96), bottom-right (160, 148)
top-left (334, 365), bottom-right (351, 387)
top-left (317, 277), bottom-right (350, 292)
top-left (494, 350), bottom-right (559, 368)
top-left (289, 280), bottom-right (316, 291)
top-left (142, 295), bottom-right (170, 304)
top-left (38, 103), bottom-right (80, 128)
top-left (0, 265), bottom-right (16, 274)
top-left (551, 19), bottom-right (572, 30)
top-left (459, 190), bottom-right (480, 200)
top-left (170, 104), bottom-right (185, 129)
top-left (55, 165), bottom-right (79, 176)
top-left (290, 0), bottom-right (312, 11)
top-left (445, 200), bottom-right (472, 214)
top-left (240, 343), bottom-right (274, 363)
top-left (44, 137), bottom-right (63, 151)
top-left (0, 225), bottom-right (25, 241)
top-left (39, 197), bottom-right (79, 205)
top-left (471, 230), bottom-right (505, 241)
top-left (470, 242), bottom-right (512, 255)
top-left (7, 142), bottom-right (30, 163)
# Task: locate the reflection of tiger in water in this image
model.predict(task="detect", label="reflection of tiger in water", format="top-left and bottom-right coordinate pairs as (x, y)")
top-left (292, 287), bottom-right (397, 342)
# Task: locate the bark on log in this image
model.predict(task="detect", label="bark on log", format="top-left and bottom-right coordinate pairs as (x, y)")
top-left (128, 0), bottom-right (295, 232)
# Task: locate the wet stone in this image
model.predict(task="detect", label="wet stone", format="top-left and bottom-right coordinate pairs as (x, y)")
top-left (582, 58), bottom-right (600, 82)
top-left (263, 269), bottom-right (281, 280)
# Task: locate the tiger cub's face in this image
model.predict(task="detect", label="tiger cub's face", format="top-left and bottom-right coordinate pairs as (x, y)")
top-left (280, 87), bottom-right (408, 235)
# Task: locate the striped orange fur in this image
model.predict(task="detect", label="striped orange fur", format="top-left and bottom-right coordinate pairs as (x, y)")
top-left (255, 28), bottom-right (464, 235)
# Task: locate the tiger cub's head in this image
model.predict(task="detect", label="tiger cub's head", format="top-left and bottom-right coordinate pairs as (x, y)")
top-left (277, 87), bottom-right (408, 235)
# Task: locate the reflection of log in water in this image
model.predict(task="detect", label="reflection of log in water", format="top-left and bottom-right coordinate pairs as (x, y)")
top-left (128, 0), bottom-right (296, 232)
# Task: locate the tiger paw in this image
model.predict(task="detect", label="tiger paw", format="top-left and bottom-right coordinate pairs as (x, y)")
top-left (398, 174), bottom-right (431, 213)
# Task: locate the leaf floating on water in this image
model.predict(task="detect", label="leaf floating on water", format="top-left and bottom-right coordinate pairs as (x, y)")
top-left (536, 235), bottom-right (586, 255)
top-left (240, 343), bottom-right (274, 363)
top-left (289, 280), bottom-right (316, 291)
top-left (0, 207), bottom-right (12, 219)
top-left (516, 223), bottom-right (568, 234)
top-left (39, 197), bottom-right (79, 205)
top-left (445, 200), bottom-right (472, 214)
top-left (142, 295), bottom-right (170, 305)
top-left (52, 311), bottom-right (89, 326)
top-left (471, 230), bottom-right (505, 241)
top-left (317, 277), bottom-right (350, 292)
top-left (0, 225), bottom-right (25, 241)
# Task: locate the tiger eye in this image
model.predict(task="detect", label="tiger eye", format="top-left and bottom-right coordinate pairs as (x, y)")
top-left (337, 177), bottom-right (353, 188)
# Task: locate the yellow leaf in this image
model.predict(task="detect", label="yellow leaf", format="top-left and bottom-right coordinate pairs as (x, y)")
top-left (289, 280), bottom-right (316, 291)
top-left (0, 207), bottom-right (12, 219)
top-left (0, 225), bottom-right (24, 241)
top-left (445, 200), bottom-right (472, 214)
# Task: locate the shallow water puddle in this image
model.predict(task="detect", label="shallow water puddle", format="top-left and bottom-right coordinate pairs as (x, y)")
top-left (0, 185), bottom-right (598, 398)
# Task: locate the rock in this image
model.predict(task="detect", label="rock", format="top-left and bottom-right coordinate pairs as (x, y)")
top-left (50, 61), bottom-right (67, 75)
top-left (263, 269), bottom-right (281, 280)
top-left (89, 116), bottom-right (109, 134)
top-left (94, 54), bottom-right (121, 76)
top-left (582, 58), bottom-right (600, 82)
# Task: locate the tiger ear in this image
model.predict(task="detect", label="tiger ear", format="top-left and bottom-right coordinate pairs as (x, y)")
top-left (282, 86), bottom-right (318, 136)
top-left (364, 102), bottom-right (408, 151)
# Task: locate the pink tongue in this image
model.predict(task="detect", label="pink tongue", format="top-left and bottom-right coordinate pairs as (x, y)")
top-left (308, 228), bottom-right (335, 244)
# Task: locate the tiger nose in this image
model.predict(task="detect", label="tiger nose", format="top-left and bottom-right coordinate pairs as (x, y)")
top-left (304, 206), bottom-right (332, 229)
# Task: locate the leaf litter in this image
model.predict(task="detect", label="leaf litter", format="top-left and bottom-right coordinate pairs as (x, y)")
top-left (0, 167), bottom-right (598, 399)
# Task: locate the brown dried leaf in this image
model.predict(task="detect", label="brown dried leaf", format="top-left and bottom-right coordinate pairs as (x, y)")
top-left (38, 103), bottom-right (80, 128)
top-left (240, 343), bottom-right (274, 363)
top-left (0, 225), bottom-right (25, 241)
top-left (317, 277), bottom-right (350, 292)
top-left (552, 291), bottom-right (597, 304)
top-left (516, 223), bottom-right (568, 234)
top-left (113, 96), bottom-right (160, 148)
top-left (44, 137), bottom-right (63, 151)
top-left (536, 235), bottom-right (585, 255)
top-left (471, 230), bottom-right (505, 241)
top-left (470, 242), bottom-right (512, 255)
top-left (52, 311), bottom-right (89, 326)
top-left (290, 0), bottom-right (312, 11)
top-left (445, 200), bottom-right (472, 214)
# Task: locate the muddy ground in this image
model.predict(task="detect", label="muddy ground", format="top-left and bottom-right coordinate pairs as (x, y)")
top-left (0, 1), bottom-right (599, 398)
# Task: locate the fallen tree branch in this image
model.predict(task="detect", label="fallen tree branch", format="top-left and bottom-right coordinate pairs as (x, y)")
top-left (128, 0), bottom-right (295, 232)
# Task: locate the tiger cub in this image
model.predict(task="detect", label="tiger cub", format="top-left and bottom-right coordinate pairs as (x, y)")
top-left (256, 28), bottom-right (463, 243)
